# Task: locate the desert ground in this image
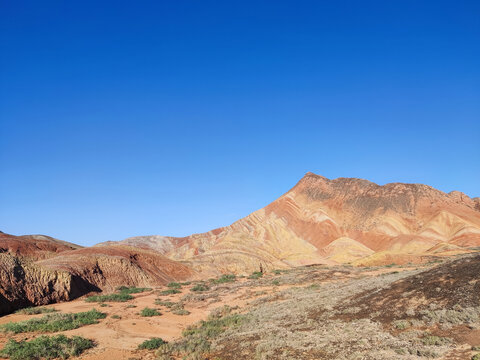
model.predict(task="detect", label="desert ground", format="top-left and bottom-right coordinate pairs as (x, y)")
top-left (1, 252), bottom-right (479, 360)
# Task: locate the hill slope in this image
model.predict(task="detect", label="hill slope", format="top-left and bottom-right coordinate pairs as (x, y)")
top-left (110, 172), bottom-right (480, 273)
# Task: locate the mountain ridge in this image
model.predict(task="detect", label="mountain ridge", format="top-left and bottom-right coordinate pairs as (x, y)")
top-left (106, 172), bottom-right (480, 274)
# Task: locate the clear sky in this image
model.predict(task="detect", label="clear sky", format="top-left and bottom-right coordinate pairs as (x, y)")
top-left (1, 1), bottom-right (479, 246)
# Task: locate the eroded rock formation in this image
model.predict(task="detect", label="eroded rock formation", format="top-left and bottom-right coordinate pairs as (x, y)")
top-left (110, 173), bottom-right (480, 273)
top-left (0, 233), bottom-right (194, 315)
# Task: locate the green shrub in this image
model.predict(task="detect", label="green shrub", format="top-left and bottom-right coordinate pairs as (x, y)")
top-left (0, 335), bottom-right (94, 360)
top-left (116, 286), bottom-right (151, 294)
top-left (126, 304), bottom-right (137, 308)
top-left (393, 320), bottom-right (410, 330)
top-left (140, 307), bottom-right (161, 317)
top-left (171, 303), bottom-right (190, 316)
top-left (191, 283), bottom-right (210, 292)
top-left (155, 300), bottom-right (175, 308)
top-left (472, 354), bottom-right (480, 360)
top-left (248, 271), bottom-right (263, 279)
top-left (272, 280), bottom-right (280, 286)
top-left (211, 274), bottom-right (236, 284)
top-left (15, 307), bottom-right (57, 315)
top-left (110, 315), bottom-right (121, 319)
top-left (472, 346), bottom-right (480, 351)
top-left (183, 314), bottom-right (244, 338)
top-left (138, 337), bottom-right (167, 350)
top-left (167, 282), bottom-right (182, 289)
top-left (85, 293), bottom-right (133, 303)
top-left (160, 289), bottom-right (181, 295)
top-left (138, 338), bottom-right (167, 350)
top-left (172, 308), bottom-right (191, 316)
top-left (0, 309), bottom-right (106, 334)
top-left (421, 335), bottom-right (450, 346)
top-left (156, 310), bottom-right (246, 359)
top-left (179, 313), bottom-right (245, 356)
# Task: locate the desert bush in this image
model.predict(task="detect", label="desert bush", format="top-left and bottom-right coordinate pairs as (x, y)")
top-left (85, 293), bottom-right (133, 303)
top-left (111, 314), bottom-right (121, 319)
top-left (138, 337), bottom-right (167, 350)
top-left (408, 347), bottom-right (439, 357)
top-left (0, 335), bottom-right (94, 360)
top-left (15, 307), bottom-right (57, 315)
top-left (155, 300), bottom-right (176, 308)
top-left (191, 283), bottom-right (210, 292)
top-left (181, 292), bottom-right (219, 304)
top-left (393, 320), bottom-right (410, 330)
top-left (172, 308), bottom-right (191, 316)
top-left (421, 335), bottom-right (451, 346)
top-left (116, 286), bottom-right (151, 294)
top-left (421, 306), bottom-right (480, 325)
top-left (0, 309), bottom-right (106, 334)
top-left (140, 307), bottom-right (161, 317)
top-left (472, 354), bottom-right (480, 360)
top-left (248, 271), bottom-right (263, 279)
top-left (171, 303), bottom-right (190, 316)
top-left (167, 282), bottom-right (182, 289)
top-left (208, 305), bottom-right (237, 319)
top-left (156, 311), bottom-right (245, 359)
top-left (211, 274), bottom-right (236, 284)
top-left (126, 304), bottom-right (137, 308)
top-left (182, 313), bottom-right (245, 341)
top-left (160, 289), bottom-right (181, 295)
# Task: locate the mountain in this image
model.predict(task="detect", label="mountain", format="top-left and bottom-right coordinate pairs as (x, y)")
top-left (2, 172), bottom-right (478, 314)
top-left (109, 172), bottom-right (480, 274)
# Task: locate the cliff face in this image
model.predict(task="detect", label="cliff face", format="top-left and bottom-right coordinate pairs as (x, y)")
top-left (37, 245), bottom-right (195, 292)
top-left (0, 253), bottom-right (85, 315)
top-left (0, 233), bottom-right (194, 315)
top-left (113, 173), bottom-right (480, 273)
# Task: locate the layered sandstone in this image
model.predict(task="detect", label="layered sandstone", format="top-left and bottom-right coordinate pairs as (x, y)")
top-left (38, 245), bottom-right (195, 292)
top-left (0, 233), bottom-right (194, 315)
top-left (112, 173), bottom-right (480, 273)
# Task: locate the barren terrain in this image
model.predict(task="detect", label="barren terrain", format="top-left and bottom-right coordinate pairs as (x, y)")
top-left (1, 253), bottom-right (479, 359)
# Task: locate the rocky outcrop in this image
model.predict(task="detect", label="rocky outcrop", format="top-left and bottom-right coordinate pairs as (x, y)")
top-left (111, 173), bottom-right (480, 273)
top-left (0, 253), bottom-right (94, 315)
top-left (0, 234), bottom-right (194, 315)
top-left (38, 245), bottom-right (195, 292)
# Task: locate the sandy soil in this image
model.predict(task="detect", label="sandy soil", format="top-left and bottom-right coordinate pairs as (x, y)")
top-left (1, 259), bottom-right (476, 360)
top-left (0, 278), bottom-right (291, 359)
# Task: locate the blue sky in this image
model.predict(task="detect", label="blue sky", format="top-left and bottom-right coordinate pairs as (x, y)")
top-left (1, 1), bottom-right (479, 246)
